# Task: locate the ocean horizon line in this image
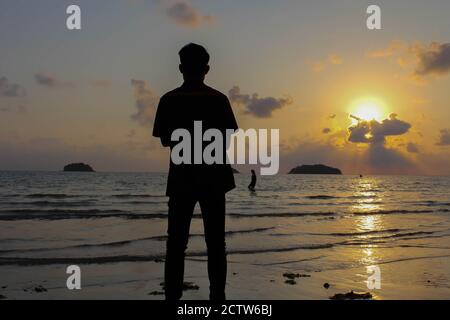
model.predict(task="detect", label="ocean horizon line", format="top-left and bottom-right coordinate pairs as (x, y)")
top-left (0, 169), bottom-right (449, 178)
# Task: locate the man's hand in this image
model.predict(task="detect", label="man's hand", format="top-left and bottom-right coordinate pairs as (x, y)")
top-left (160, 135), bottom-right (172, 147)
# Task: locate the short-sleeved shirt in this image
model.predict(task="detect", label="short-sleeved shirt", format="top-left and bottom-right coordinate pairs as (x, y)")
top-left (153, 83), bottom-right (238, 197)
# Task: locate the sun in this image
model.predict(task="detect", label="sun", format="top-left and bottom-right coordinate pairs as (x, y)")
top-left (355, 102), bottom-right (381, 121)
top-left (350, 97), bottom-right (386, 122)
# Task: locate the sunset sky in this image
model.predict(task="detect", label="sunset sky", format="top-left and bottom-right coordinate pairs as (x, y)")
top-left (1, 0), bottom-right (450, 174)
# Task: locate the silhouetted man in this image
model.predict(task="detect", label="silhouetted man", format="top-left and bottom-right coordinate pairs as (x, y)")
top-left (153, 43), bottom-right (238, 301)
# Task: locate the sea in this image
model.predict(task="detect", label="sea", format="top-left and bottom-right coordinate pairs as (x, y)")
top-left (1, 171), bottom-right (450, 299)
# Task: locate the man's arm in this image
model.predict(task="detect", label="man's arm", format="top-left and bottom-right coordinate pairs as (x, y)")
top-left (152, 96), bottom-right (171, 147)
top-left (223, 95), bottom-right (238, 132)
top-left (222, 95), bottom-right (238, 152)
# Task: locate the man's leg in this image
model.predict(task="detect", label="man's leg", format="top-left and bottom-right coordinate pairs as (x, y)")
top-left (164, 195), bottom-right (196, 301)
top-left (199, 192), bottom-right (227, 301)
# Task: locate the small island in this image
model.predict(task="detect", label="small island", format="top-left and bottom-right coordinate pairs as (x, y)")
top-left (289, 164), bottom-right (342, 175)
top-left (63, 163), bottom-right (95, 172)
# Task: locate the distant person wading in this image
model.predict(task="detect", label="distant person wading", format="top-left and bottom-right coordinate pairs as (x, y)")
top-left (248, 169), bottom-right (257, 192)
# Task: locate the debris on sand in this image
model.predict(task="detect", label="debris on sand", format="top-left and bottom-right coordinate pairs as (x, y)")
top-left (160, 281), bottom-right (200, 291)
top-left (148, 291), bottom-right (164, 296)
top-left (283, 272), bottom-right (311, 280)
top-left (182, 282), bottom-right (200, 291)
top-left (323, 283), bottom-right (330, 289)
top-left (329, 291), bottom-right (372, 300)
top-left (284, 279), bottom-right (297, 285)
top-left (33, 285), bottom-right (47, 293)
top-left (283, 272), bottom-right (298, 279)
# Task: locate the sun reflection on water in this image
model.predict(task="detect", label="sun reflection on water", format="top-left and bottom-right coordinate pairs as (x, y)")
top-left (351, 178), bottom-right (383, 213)
top-left (351, 178), bottom-right (384, 269)
top-left (355, 214), bottom-right (383, 266)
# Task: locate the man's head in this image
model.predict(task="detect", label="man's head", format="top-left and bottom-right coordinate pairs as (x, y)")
top-left (179, 43), bottom-right (210, 81)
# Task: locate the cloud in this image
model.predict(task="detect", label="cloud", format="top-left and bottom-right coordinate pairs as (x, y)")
top-left (166, 1), bottom-right (215, 28)
top-left (34, 72), bottom-right (74, 88)
top-left (348, 118), bottom-right (371, 143)
top-left (322, 128), bottom-right (331, 134)
top-left (328, 54), bottom-right (343, 65)
top-left (415, 42), bottom-right (450, 76)
top-left (311, 62), bottom-right (325, 73)
top-left (368, 41), bottom-right (404, 58)
top-left (369, 41), bottom-right (450, 79)
top-left (228, 86), bottom-right (292, 118)
top-left (35, 73), bottom-right (56, 87)
top-left (310, 54), bottom-right (343, 72)
top-left (0, 76), bottom-right (26, 97)
top-left (436, 129), bottom-right (450, 146)
top-left (406, 142), bottom-right (419, 153)
top-left (364, 142), bottom-right (415, 174)
top-left (347, 113), bottom-right (414, 173)
top-left (130, 79), bottom-right (159, 126)
top-left (348, 113), bottom-right (411, 144)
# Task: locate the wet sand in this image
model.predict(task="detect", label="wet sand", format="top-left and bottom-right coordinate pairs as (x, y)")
top-left (1, 249), bottom-right (450, 300)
